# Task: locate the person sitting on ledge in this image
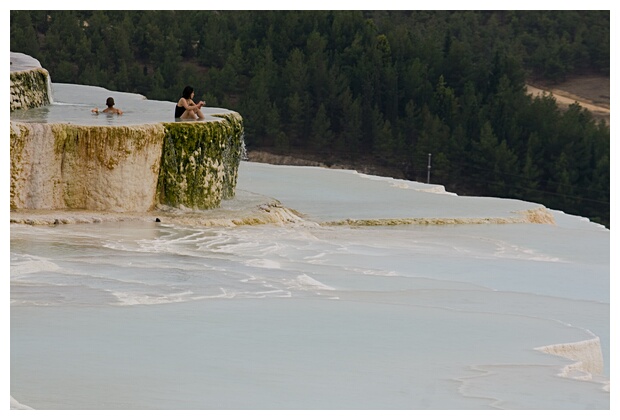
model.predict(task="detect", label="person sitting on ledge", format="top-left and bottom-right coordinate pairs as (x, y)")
top-left (92, 97), bottom-right (123, 115)
top-left (175, 85), bottom-right (205, 120)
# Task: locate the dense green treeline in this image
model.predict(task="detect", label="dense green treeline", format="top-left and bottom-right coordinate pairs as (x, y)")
top-left (10, 10), bottom-right (610, 226)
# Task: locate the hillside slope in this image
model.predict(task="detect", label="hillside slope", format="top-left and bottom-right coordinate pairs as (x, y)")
top-left (249, 75), bottom-right (611, 177)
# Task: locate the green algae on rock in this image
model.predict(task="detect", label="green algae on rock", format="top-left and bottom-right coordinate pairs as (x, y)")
top-left (10, 68), bottom-right (52, 111)
top-left (159, 113), bottom-right (244, 209)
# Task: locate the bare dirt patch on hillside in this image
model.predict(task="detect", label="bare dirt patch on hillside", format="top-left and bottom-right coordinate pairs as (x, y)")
top-left (527, 75), bottom-right (610, 125)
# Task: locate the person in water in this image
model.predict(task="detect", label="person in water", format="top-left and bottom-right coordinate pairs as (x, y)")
top-left (91, 97), bottom-right (123, 115)
top-left (175, 86), bottom-right (205, 119)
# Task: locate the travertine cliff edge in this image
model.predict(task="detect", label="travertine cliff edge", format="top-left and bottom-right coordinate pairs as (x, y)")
top-left (10, 52), bottom-right (244, 212)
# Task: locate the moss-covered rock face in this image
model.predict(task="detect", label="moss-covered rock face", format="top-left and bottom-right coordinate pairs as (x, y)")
top-left (217, 113), bottom-right (245, 199)
top-left (10, 69), bottom-right (52, 111)
top-left (159, 113), bottom-right (244, 209)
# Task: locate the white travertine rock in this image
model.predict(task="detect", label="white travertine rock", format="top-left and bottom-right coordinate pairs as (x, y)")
top-left (10, 53), bottom-right (244, 213)
top-left (536, 337), bottom-right (604, 377)
top-left (10, 122), bottom-right (166, 212)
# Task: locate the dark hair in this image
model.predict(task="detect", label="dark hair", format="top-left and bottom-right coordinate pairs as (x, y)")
top-left (106, 97), bottom-right (115, 107)
top-left (182, 86), bottom-right (194, 100)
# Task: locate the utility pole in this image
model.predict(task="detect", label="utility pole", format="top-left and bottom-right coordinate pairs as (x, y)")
top-left (427, 153), bottom-right (432, 184)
